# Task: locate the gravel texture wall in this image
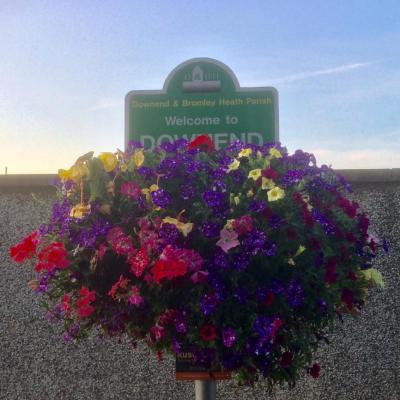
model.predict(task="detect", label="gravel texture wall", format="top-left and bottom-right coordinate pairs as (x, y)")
top-left (1, 184), bottom-right (398, 400)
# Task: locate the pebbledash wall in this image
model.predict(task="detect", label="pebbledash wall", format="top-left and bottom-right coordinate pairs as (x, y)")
top-left (1, 171), bottom-right (399, 400)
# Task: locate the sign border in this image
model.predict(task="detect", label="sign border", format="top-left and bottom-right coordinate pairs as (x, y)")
top-left (125, 57), bottom-right (279, 149)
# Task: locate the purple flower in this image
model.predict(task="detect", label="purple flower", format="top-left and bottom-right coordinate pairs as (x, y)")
top-left (286, 280), bottom-right (304, 308)
top-left (233, 252), bottom-right (250, 270)
top-left (312, 209), bottom-right (337, 235)
top-left (175, 318), bottom-right (187, 334)
top-left (283, 169), bottom-right (306, 185)
top-left (151, 189), bottom-right (171, 208)
top-left (234, 287), bottom-right (248, 304)
top-left (200, 293), bottom-right (219, 316)
top-left (211, 249), bottom-right (229, 269)
top-left (202, 221), bottom-right (220, 238)
top-left (244, 229), bottom-right (266, 252)
top-left (193, 348), bottom-right (216, 367)
top-left (159, 223), bottom-right (179, 244)
top-left (137, 166), bottom-right (154, 180)
top-left (230, 169), bottom-right (246, 185)
top-left (127, 140), bottom-right (143, 151)
top-left (181, 183), bottom-right (196, 200)
top-left (268, 215), bottom-right (282, 229)
top-left (264, 241), bottom-right (278, 257)
top-left (157, 158), bottom-right (179, 178)
top-left (222, 328), bottom-right (237, 348)
top-left (203, 190), bottom-right (226, 208)
top-left (186, 160), bottom-right (203, 173)
top-left (248, 199), bottom-right (266, 213)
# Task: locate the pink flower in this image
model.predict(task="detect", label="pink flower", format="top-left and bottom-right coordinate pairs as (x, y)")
top-left (97, 243), bottom-right (107, 260)
top-left (120, 181), bottom-right (141, 199)
top-left (129, 286), bottom-right (143, 305)
top-left (129, 249), bottom-right (149, 277)
top-left (150, 325), bottom-right (165, 341)
top-left (216, 228), bottom-right (240, 253)
top-left (106, 227), bottom-right (133, 255)
top-left (108, 275), bottom-right (130, 299)
top-left (190, 270), bottom-right (209, 284)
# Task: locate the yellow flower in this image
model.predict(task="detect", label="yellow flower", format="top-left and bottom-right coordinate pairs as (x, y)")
top-left (238, 148), bottom-right (252, 158)
top-left (294, 245), bottom-right (306, 257)
top-left (69, 164), bottom-right (89, 181)
top-left (132, 149), bottom-right (145, 167)
top-left (261, 177), bottom-right (275, 190)
top-left (70, 203), bottom-right (91, 219)
top-left (248, 169), bottom-right (262, 181)
top-left (120, 163), bottom-right (128, 172)
top-left (98, 152), bottom-right (118, 172)
top-left (162, 217), bottom-right (193, 237)
top-left (269, 148), bottom-right (282, 159)
top-left (149, 184), bottom-right (159, 192)
top-left (227, 158), bottom-right (240, 172)
top-left (224, 219), bottom-right (235, 230)
top-left (99, 204), bottom-right (111, 215)
top-left (58, 168), bottom-right (72, 181)
top-left (141, 188), bottom-right (151, 201)
top-left (267, 186), bottom-right (285, 202)
top-left (247, 189), bottom-right (254, 198)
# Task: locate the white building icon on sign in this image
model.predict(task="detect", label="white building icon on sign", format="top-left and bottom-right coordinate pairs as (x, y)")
top-left (182, 65), bottom-right (221, 93)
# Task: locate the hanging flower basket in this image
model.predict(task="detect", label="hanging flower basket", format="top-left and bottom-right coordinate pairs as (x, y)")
top-left (10, 136), bottom-right (387, 388)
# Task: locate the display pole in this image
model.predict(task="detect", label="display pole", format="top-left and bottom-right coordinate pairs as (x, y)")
top-left (195, 380), bottom-right (216, 400)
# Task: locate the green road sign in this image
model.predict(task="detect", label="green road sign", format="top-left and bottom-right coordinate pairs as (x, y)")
top-left (125, 58), bottom-right (279, 150)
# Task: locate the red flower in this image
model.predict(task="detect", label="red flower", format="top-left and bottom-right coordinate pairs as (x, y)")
top-left (310, 363), bottom-right (320, 379)
top-left (232, 215), bottom-right (253, 235)
top-left (262, 292), bottom-right (275, 306)
top-left (61, 294), bottom-right (71, 312)
top-left (188, 135), bottom-right (215, 152)
top-left (152, 259), bottom-right (187, 284)
top-left (324, 258), bottom-right (337, 285)
top-left (76, 286), bottom-right (96, 318)
top-left (262, 167), bottom-right (278, 180)
top-left (280, 351), bottom-right (293, 368)
top-left (348, 271), bottom-right (358, 281)
top-left (78, 305), bottom-right (95, 318)
top-left (200, 324), bottom-right (217, 341)
top-left (9, 231), bottom-right (40, 263)
top-left (151, 246), bottom-right (189, 284)
top-left (35, 242), bottom-right (70, 272)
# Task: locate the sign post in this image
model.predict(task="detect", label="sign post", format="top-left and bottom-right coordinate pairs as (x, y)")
top-left (125, 58), bottom-right (279, 150)
top-left (125, 58), bottom-right (279, 399)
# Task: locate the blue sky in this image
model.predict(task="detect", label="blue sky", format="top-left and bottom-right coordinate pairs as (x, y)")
top-left (1, 0), bottom-right (399, 173)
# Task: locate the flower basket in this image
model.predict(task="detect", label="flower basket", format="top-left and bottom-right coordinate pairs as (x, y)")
top-left (10, 136), bottom-right (387, 390)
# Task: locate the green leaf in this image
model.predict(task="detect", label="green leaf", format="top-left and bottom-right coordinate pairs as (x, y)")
top-left (87, 158), bottom-right (108, 202)
top-left (361, 268), bottom-right (385, 288)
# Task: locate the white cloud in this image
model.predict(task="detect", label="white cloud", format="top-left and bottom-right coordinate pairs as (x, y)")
top-left (270, 62), bottom-right (370, 85)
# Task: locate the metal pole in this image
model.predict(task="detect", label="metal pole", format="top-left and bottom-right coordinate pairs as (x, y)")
top-left (195, 380), bottom-right (216, 400)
